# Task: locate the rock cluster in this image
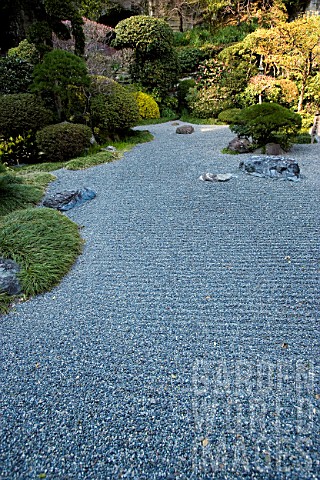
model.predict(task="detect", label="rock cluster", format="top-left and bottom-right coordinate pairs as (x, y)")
top-left (239, 156), bottom-right (300, 181)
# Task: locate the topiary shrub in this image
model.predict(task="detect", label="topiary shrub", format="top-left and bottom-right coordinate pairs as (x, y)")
top-left (90, 76), bottom-right (139, 139)
top-left (36, 123), bottom-right (92, 162)
top-left (0, 57), bottom-right (34, 94)
top-left (230, 103), bottom-right (302, 148)
top-left (133, 92), bottom-right (160, 119)
top-left (0, 93), bottom-right (53, 138)
top-left (218, 108), bottom-right (242, 124)
top-left (113, 16), bottom-right (180, 100)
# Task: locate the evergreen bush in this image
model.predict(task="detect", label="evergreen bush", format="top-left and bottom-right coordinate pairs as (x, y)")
top-left (230, 103), bottom-right (302, 148)
top-left (218, 108), bottom-right (242, 124)
top-left (0, 57), bottom-right (34, 94)
top-left (113, 16), bottom-right (180, 100)
top-left (90, 76), bottom-right (139, 138)
top-left (31, 49), bottom-right (90, 121)
top-left (36, 123), bottom-right (92, 162)
top-left (0, 94), bottom-right (53, 138)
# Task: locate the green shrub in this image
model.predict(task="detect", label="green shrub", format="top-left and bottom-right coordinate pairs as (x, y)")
top-left (230, 103), bottom-right (302, 148)
top-left (187, 86), bottom-right (233, 118)
top-left (36, 123), bottom-right (92, 162)
top-left (113, 16), bottom-right (180, 99)
top-left (0, 93), bottom-right (53, 138)
top-left (173, 27), bottom-right (214, 47)
top-left (90, 77), bottom-right (139, 138)
top-left (177, 79), bottom-right (196, 111)
top-left (31, 49), bottom-right (90, 121)
top-left (218, 108), bottom-right (242, 124)
top-left (177, 47), bottom-right (206, 74)
top-left (133, 92), bottom-right (160, 119)
top-left (8, 39), bottom-right (40, 64)
top-left (0, 57), bottom-right (34, 94)
top-left (0, 133), bottom-right (39, 166)
top-left (113, 15), bottom-right (175, 56)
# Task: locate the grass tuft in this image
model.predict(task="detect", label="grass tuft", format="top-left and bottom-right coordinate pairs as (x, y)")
top-left (0, 208), bottom-right (83, 298)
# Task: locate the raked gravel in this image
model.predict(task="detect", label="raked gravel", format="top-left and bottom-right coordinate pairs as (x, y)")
top-left (0, 122), bottom-right (319, 479)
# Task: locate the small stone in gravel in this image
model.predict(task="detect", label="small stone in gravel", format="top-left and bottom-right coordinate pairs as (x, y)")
top-left (199, 173), bottom-right (233, 182)
top-left (0, 258), bottom-right (22, 295)
top-left (176, 125), bottom-right (194, 134)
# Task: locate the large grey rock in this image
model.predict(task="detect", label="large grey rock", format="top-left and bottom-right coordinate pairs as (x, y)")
top-left (199, 173), bottom-right (233, 182)
top-left (240, 156), bottom-right (300, 181)
top-left (176, 125), bottom-right (194, 134)
top-left (0, 258), bottom-right (22, 295)
top-left (42, 187), bottom-right (96, 211)
top-left (228, 137), bottom-right (252, 153)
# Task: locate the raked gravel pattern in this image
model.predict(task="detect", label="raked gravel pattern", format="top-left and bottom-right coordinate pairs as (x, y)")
top-left (0, 122), bottom-right (319, 479)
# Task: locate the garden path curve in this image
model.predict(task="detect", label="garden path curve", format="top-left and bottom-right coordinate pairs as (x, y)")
top-left (1, 122), bottom-right (319, 479)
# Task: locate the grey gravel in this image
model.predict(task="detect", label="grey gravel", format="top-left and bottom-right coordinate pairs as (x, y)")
top-left (0, 123), bottom-right (319, 479)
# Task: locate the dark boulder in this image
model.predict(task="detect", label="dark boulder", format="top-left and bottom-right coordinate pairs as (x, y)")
top-left (42, 187), bottom-right (96, 211)
top-left (228, 137), bottom-right (252, 153)
top-left (0, 258), bottom-right (22, 295)
top-left (176, 125), bottom-right (194, 134)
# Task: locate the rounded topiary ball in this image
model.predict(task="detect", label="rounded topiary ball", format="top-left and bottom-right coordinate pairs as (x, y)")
top-left (90, 76), bottom-right (139, 138)
top-left (36, 123), bottom-right (92, 162)
top-left (133, 92), bottom-right (160, 119)
top-left (0, 93), bottom-right (53, 137)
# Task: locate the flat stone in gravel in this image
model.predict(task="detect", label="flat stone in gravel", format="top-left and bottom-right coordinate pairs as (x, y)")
top-left (176, 125), bottom-right (194, 134)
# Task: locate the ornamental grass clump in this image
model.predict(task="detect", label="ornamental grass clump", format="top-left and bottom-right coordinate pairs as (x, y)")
top-left (0, 207), bottom-right (83, 297)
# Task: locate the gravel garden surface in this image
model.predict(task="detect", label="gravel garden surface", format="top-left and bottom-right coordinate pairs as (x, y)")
top-left (0, 122), bottom-right (319, 479)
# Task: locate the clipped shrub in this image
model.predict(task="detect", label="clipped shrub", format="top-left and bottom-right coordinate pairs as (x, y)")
top-left (8, 39), bottom-right (40, 64)
top-left (0, 94), bottom-right (53, 138)
top-left (113, 16), bottom-right (180, 99)
top-left (90, 76), bottom-right (139, 138)
top-left (36, 123), bottom-right (92, 162)
top-left (133, 92), bottom-right (160, 119)
top-left (0, 57), bottom-right (34, 94)
top-left (177, 79), bottom-right (196, 111)
top-left (230, 103), bottom-right (302, 148)
top-left (218, 108), bottom-right (242, 124)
